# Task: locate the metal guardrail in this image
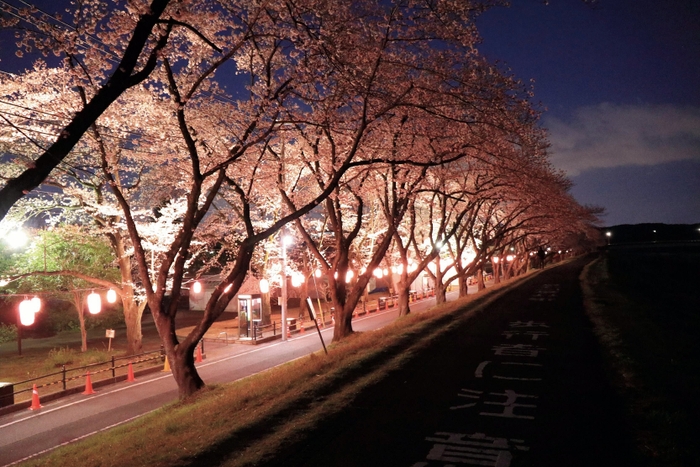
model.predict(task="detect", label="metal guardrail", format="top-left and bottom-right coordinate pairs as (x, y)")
top-left (0, 348), bottom-right (164, 407)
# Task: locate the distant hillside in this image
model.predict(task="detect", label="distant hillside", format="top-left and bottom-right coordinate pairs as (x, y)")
top-left (601, 223), bottom-right (700, 244)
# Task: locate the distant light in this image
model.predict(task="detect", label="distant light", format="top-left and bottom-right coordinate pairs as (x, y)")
top-left (492, 257), bottom-right (499, 264)
top-left (224, 283), bottom-right (233, 293)
top-left (345, 270), bottom-right (354, 283)
top-left (606, 232), bottom-right (612, 237)
top-left (5, 229), bottom-right (27, 248)
top-left (192, 281), bottom-right (202, 294)
top-left (315, 269), bottom-right (322, 278)
top-left (506, 255), bottom-right (514, 262)
top-left (291, 273), bottom-right (304, 288)
top-left (87, 291), bottom-right (101, 314)
top-left (259, 279), bottom-right (270, 294)
top-left (282, 235), bottom-right (293, 246)
top-left (373, 268), bottom-right (383, 278)
top-left (382, 268), bottom-right (388, 276)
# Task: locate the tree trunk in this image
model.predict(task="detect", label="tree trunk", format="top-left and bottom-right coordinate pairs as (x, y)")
top-left (122, 294), bottom-right (145, 355)
top-left (124, 301), bottom-right (144, 355)
top-left (333, 301), bottom-right (354, 341)
top-left (299, 278), bottom-right (310, 319)
top-left (261, 291), bottom-right (271, 325)
top-left (115, 238), bottom-right (144, 355)
top-left (458, 274), bottom-right (468, 298)
top-left (397, 276), bottom-right (411, 317)
top-left (73, 292), bottom-right (88, 352)
top-left (477, 268), bottom-right (485, 291)
top-left (434, 259), bottom-right (446, 305)
top-left (493, 262), bottom-right (501, 284)
top-left (170, 343), bottom-right (205, 399)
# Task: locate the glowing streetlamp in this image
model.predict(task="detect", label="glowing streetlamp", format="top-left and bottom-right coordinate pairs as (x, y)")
top-left (281, 234), bottom-right (293, 342)
top-left (259, 278), bottom-right (270, 294)
top-left (192, 280), bottom-right (202, 294)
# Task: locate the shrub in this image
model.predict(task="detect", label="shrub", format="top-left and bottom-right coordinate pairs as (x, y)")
top-left (0, 323), bottom-right (17, 344)
top-left (45, 347), bottom-right (77, 370)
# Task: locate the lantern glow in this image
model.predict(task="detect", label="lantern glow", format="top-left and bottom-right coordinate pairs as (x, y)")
top-left (19, 298), bottom-right (35, 326)
top-left (192, 280), bottom-right (202, 294)
top-left (107, 288), bottom-right (117, 303)
top-left (30, 296), bottom-right (41, 313)
top-left (87, 291), bottom-right (101, 314)
top-left (259, 278), bottom-right (270, 293)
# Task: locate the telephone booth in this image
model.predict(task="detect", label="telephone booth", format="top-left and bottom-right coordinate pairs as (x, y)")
top-left (238, 294), bottom-right (262, 339)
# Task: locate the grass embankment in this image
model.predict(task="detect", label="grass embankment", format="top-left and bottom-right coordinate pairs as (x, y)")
top-left (20, 277), bottom-right (529, 467)
top-left (581, 250), bottom-right (700, 466)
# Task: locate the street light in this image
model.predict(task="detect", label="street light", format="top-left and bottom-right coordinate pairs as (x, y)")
top-left (281, 235), bottom-right (293, 342)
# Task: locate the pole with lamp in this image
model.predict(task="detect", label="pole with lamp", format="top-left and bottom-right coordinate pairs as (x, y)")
top-left (281, 234), bottom-right (292, 342)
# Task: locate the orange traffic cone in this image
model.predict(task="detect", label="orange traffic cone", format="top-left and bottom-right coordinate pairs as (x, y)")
top-left (162, 356), bottom-right (171, 372)
top-left (299, 322), bottom-right (305, 333)
top-left (29, 384), bottom-right (42, 410)
top-left (127, 362), bottom-right (136, 382)
top-left (82, 371), bottom-right (95, 395)
top-left (195, 345), bottom-right (203, 363)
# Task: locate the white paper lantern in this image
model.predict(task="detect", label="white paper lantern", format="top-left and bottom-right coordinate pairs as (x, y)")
top-left (259, 279), bottom-right (270, 294)
top-left (192, 280), bottom-right (202, 294)
top-left (30, 296), bottom-right (41, 313)
top-left (19, 299), bottom-right (35, 326)
top-left (107, 288), bottom-right (117, 303)
top-left (87, 291), bottom-right (101, 315)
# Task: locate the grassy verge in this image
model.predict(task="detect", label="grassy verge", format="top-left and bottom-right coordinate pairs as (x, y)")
top-left (19, 274), bottom-right (534, 467)
top-left (581, 254), bottom-right (700, 466)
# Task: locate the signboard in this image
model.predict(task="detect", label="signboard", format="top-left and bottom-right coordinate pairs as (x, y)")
top-left (105, 329), bottom-right (115, 338)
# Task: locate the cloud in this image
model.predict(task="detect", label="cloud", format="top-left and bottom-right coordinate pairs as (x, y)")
top-left (545, 103), bottom-right (700, 176)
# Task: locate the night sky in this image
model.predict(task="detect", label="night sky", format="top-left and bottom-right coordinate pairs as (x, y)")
top-left (1, 0), bottom-right (699, 226)
top-left (476, 0), bottom-right (700, 225)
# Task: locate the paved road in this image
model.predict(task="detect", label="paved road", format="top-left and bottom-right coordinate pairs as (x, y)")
top-left (263, 258), bottom-right (635, 466)
top-left (0, 290), bottom-right (450, 466)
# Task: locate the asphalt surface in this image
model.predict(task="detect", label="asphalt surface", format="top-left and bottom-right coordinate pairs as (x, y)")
top-left (0, 288), bottom-right (447, 466)
top-left (262, 257), bottom-right (635, 466)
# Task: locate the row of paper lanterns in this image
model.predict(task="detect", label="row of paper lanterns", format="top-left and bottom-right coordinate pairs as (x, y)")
top-left (18, 289), bottom-right (118, 326)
